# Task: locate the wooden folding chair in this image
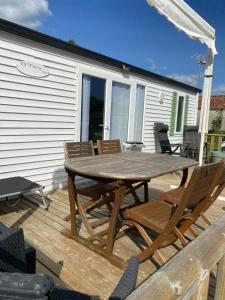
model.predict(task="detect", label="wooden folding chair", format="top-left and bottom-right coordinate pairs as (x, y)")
top-left (124, 162), bottom-right (223, 263)
top-left (64, 141), bottom-right (115, 237)
top-left (97, 139), bottom-right (149, 203)
top-left (160, 164), bottom-right (225, 226)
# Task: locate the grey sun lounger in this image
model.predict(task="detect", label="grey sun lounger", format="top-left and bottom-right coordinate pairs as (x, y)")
top-left (0, 176), bottom-right (48, 209)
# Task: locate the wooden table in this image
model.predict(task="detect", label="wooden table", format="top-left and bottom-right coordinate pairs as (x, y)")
top-left (62, 152), bottom-right (198, 268)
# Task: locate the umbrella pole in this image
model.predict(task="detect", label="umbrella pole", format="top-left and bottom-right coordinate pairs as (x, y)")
top-left (199, 49), bottom-right (214, 165)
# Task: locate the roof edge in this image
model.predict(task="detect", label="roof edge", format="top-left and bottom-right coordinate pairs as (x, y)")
top-left (0, 18), bottom-right (201, 93)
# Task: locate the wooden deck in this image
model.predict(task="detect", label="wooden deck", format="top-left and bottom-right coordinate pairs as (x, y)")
top-left (0, 172), bottom-right (224, 299)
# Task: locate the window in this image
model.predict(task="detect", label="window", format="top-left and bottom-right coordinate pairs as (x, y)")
top-left (133, 85), bottom-right (145, 142)
top-left (110, 81), bottom-right (130, 143)
top-left (176, 96), bottom-right (185, 132)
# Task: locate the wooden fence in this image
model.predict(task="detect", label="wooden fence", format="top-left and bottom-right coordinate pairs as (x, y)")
top-left (126, 213), bottom-right (225, 300)
top-left (206, 133), bottom-right (225, 153)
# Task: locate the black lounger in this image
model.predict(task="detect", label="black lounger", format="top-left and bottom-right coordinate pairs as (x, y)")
top-left (0, 176), bottom-right (48, 209)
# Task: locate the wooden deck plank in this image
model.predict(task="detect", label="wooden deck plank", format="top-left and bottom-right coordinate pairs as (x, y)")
top-left (0, 172), bottom-right (224, 299)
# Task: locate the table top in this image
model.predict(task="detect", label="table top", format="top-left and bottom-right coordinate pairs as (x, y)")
top-left (64, 152), bottom-right (198, 181)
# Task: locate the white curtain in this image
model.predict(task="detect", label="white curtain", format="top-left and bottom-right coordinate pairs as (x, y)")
top-left (110, 82), bottom-right (130, 143)
top-left (81, 75), bottom-right (91, 141)
top-left (133, 85), bottom-right (145, 142)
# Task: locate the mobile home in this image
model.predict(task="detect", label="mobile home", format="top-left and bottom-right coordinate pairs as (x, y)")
top-left (0, 18), bottom-right (200, 190)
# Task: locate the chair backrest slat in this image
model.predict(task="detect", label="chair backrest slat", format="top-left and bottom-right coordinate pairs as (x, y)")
top-left (97, 139), bottom-right (121, 154)
top-left (64, 141), bottom-right (94, 159)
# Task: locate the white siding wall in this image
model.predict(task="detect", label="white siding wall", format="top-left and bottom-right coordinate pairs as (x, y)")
top-left (142, 80), bottom-right (198, 152)
top-left (0, 31), bottom-right (78, 190)
top-left (0, 30), bottom-right (198, 190)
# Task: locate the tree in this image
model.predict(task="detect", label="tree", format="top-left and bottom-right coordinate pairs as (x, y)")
top-left (68, 39), bottom-right (77, 46)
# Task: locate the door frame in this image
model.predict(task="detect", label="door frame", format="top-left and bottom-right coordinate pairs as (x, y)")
top-left (77, 66), bottom-right (136, 142)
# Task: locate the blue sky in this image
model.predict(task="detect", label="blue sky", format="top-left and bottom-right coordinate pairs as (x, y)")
top-left (0, 0), bottom-right (224, 94)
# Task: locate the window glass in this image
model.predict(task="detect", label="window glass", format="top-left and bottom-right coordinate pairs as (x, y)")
top-left (110, 82), bottom-right (130, 143)
top-left (176, 96), bottom-right (185, 132)
top-left (81, 75), bottom-right (105, 142)
top-left (133, 85), bottom-right (145, 142)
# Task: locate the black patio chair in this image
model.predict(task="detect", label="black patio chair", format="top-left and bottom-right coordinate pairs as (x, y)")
top-left (0, 223), bottom-right (139, 300)
top-left (0, 222), bottom-right (36, 274)
top-left (154, 123), bottom-right (183, 155)
top-left (183, 125), bottom-right (208, 161)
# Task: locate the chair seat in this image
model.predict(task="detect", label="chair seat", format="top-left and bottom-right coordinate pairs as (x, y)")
top-left (125, 200), bottom-right (174, 233)
top-left (160, 187), bottom-right (185, 205)
top-left (76, 179), bottom-right (115, 198)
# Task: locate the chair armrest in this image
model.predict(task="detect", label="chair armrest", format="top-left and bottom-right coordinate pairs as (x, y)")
top-left (109, 256), bottom-right (139, 300)
top-left (0, 227), bottom-right (27, 273)
top-left (0, 272), bottom-right (54, 300)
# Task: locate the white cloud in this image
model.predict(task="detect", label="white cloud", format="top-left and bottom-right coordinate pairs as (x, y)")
top-left (212, 84), bottom-right (225, 95)
top-left (0, 0), bottom-right (51, 29)
top-left (146, 57), bottom-right (167, 74)
top-left (167, 73), bottom-right (200, 87)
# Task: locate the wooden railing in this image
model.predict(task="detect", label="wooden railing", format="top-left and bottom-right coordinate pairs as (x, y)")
top-left (205, 133), bottom-right (225, 153)
top-left (127, 213), bottom-right (225, 300)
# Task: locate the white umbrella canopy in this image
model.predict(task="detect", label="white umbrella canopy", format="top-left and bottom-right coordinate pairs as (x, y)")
top-left (146, 0), bottom-right (217, 164)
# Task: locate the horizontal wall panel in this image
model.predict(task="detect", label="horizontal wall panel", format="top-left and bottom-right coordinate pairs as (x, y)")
top-left (28, 170), bottom-right (66, 183)
top-left (0, 128), bottom-right (75, 135)
top-left (0, 113), bottom-right (75, 123)
top-left (0, 73), bottom-right (76, 92)
top-left (0, 147), bottom-right (64, 158)
top-left (0, 165), bottom-right (65, 180)
top-left (0, 141), bottom-right (65, 151)
top-left (0, 159), bottom-right (64, 173)
top-left (0, 90), bottom-right (76, 103)
top-left (0, 105), bottom-right (75, 116)
top-left (0, 135), bottom-right (74, 143)
top-left (0, 81), bottom-right (76, 98)
top-left (0, 38), bottom-right (78, 67)
top-left (0, 98), bottom-right (75, 111)
top-left (0, 153), bottom-right (64, 166)
top-left (0, 121), bottom-right (75, 129)
top-left (0, 68), bottom-right (76, 87)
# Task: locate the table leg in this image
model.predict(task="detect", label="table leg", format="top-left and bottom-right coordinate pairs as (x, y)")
top-left (180, 168), bottom-right (188, 187)
top-left (144, 181), bottom-right (149, 202)
top-left (61, 172), bottom-right (77, 238)
top-left (106, 181), bottom-right (126, 257)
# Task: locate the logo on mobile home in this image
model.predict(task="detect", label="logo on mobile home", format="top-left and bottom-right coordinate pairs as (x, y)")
top-left (17, 61), bottom-right (49, 78)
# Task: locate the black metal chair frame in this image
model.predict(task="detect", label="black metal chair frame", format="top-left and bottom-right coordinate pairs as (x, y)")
top-left (183, 125), bottom-right (208, 161)
top-left (154, 123), bottom-right (182, 155)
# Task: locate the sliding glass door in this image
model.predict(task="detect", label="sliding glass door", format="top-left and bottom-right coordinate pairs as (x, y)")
top-left (110, 81), bottom-right (131, 143)
top-left (81, 75), bottom-right (106, 143)
top-left (80, 73), bottom-right (145, 145)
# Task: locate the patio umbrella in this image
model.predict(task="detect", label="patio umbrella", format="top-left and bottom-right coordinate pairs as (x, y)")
top-left (146, 0), bottom-right (217, 165)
